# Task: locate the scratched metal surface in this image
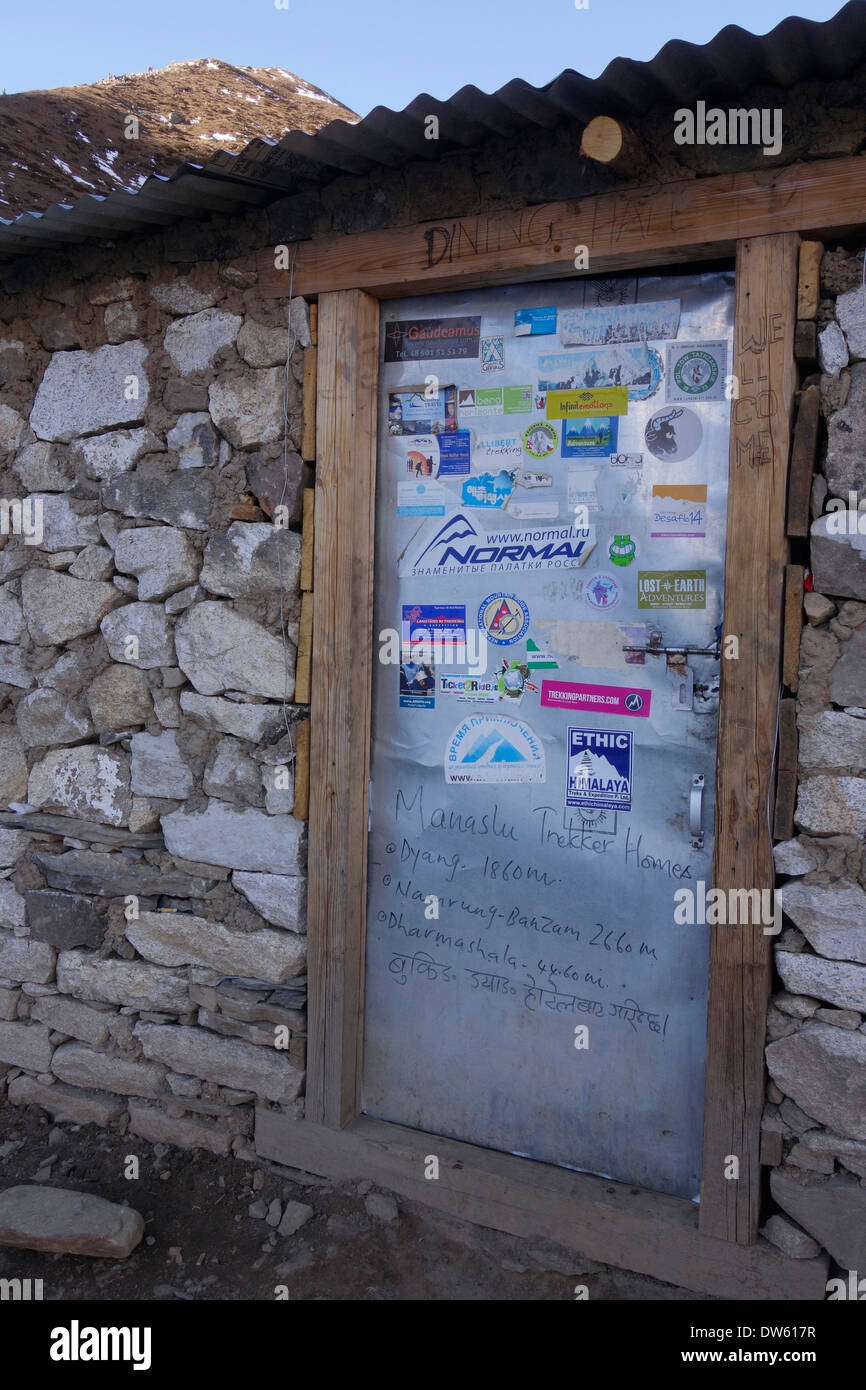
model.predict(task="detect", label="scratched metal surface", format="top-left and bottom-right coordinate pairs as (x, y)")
top-left (362, 270), bottom-right (734, 1200)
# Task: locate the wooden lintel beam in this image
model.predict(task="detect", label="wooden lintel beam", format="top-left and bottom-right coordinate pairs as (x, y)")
top-left (256, 154), bottom-right (866, 299)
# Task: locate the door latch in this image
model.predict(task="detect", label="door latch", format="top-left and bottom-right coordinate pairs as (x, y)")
top-left (690, 774), bottom-right (705, 850)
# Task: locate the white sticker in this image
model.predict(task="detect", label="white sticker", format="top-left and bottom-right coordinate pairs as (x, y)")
top-left (568, 466), bottom-right (601, 513)
top-left (445, 714), bottom-right (546, 784)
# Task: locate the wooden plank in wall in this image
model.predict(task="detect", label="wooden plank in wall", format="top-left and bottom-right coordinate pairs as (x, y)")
top-left (782, 564), bottom-right (805, 692)
top-left (302, 347), bottom-right (317, 462)
top-left (310, 302), bottom-right (318, 346)
top-left (256, 155), bottom-right (866, 299)
top-left (306, 289), bottom-right (379, 1128)
top-left (255, 1110), bottom-right (829, 1301)
top-left (294, 591), bottom-right (314, 705)
top-left (794, 319), bottom-right (817, 366)
top-left (700, 234), bottom-right (799, 1245)
top-left (773, 698), bottom-right (798, 843)
top-left (797, 240), bottom-right (823, 319)
top-left (292, 719), bottom-right (310, 821)
top-left (787, 384), bottom-right (821, 538)
top-left (300, 487), bottom-right (315, 592)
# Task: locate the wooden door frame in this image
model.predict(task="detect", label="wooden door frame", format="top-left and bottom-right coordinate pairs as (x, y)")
top-left (257, 156), bottom-right (866, 1296)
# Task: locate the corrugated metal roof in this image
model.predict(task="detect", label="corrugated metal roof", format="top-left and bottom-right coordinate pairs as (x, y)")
top-left (2, 1), bottom-right (866, 261)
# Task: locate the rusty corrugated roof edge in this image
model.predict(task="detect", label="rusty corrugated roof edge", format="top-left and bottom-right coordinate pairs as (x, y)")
top-left (2, 1), bottom-right (865, 260)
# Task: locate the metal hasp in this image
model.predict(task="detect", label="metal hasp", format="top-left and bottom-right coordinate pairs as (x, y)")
top-left (690, 775), bottom-right (706, 850)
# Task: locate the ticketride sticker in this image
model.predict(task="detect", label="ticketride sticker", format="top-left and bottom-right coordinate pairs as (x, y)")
top-left (478, 592), bottom-right (530, 646)
top-left (384, 316), bottom-right (481, 362)
top-left (566, 727), bottom-right (633, 811)
top-left (445, 714), bottom-right (546, 784)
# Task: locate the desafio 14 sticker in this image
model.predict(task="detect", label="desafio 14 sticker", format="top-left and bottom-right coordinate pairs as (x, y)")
top-left (478, 592), bottom-right (530, 645)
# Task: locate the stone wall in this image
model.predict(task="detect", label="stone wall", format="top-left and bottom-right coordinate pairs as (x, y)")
top-left (0, 253), bottom-right (311, 1157)
top-left (761, 245), bottom-right (866, 1277)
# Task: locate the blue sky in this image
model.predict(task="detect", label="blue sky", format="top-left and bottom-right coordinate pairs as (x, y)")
top-left (2, 0), bottom-right (845, 114)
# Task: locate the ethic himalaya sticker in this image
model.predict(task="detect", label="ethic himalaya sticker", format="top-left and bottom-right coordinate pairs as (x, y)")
top-left (545, 387), bottom-right (628, 419)
top-left (644, 406), bottom-right (703, 462)
top-left (523, 422), bottom-right (557, 458)
top-left (584, 572), bottom-right (622, 613)
top-left (480, 336), bottom-right (505, 371)
top-left (514, 306), bottom-right (556, 336)
top-left (399, 511), bottom-right (596, 578)
top-left (561, 416), bottom-right (618, 459)
top-left (567, 727), bottom-right (633, 811)
top-left (445, 714), bottom-right (546, 784)
top-left (542, 681), bottom-right (650, 717)
top-left (651, 484), bottom-right (708, 538)
top-left (637, 570), bottom-right (706, 609)
top-left (384, 316), bottom-right (481, 362)
top-left (478, 592), bottom-right (530, 646)
top-left (666, 341), bottom-right (727, 402)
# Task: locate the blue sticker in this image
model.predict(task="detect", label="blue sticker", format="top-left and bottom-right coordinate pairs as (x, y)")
top-left (402, 604), bottom-right (466, 652)
top-left (400, 659), bottom-right (435, 709)
top-left (566, 727), bottom-right (633, 812)
top-left (461, 470), bottom-right (515, 509)
top-left (436, 431), bottom-right (472, 475)
top-left (561, 416), bottom-right (619, 459)
top-left (514, 306), bottom-right (557, 336)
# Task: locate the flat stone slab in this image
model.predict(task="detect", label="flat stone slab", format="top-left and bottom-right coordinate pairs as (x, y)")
top-left (0, 1185), bottom-right (144, 1258)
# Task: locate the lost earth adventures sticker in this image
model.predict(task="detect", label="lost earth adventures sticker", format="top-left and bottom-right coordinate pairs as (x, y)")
top-left (637, 570), bottom-right (707, 610)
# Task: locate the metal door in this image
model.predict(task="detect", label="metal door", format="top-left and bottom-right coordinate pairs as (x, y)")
top-left (362, 270), bottom-right (734, 1199)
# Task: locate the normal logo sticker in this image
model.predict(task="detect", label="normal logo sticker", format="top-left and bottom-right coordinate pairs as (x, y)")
top-left (398, 511), bottom-right (597, 577)
top-left (445, 714), bottom-right (546, 784)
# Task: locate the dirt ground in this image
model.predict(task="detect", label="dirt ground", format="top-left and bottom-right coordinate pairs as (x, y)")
top-left (0, 1102), bottom-right (716, 1301)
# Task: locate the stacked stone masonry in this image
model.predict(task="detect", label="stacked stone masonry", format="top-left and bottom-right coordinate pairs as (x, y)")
top-left (0, 256), bottom-right (311, 1160)
top-left (762, 246), bottom-right (866, 1276)
top-left (2, 91), bottom-right (866, 1283)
